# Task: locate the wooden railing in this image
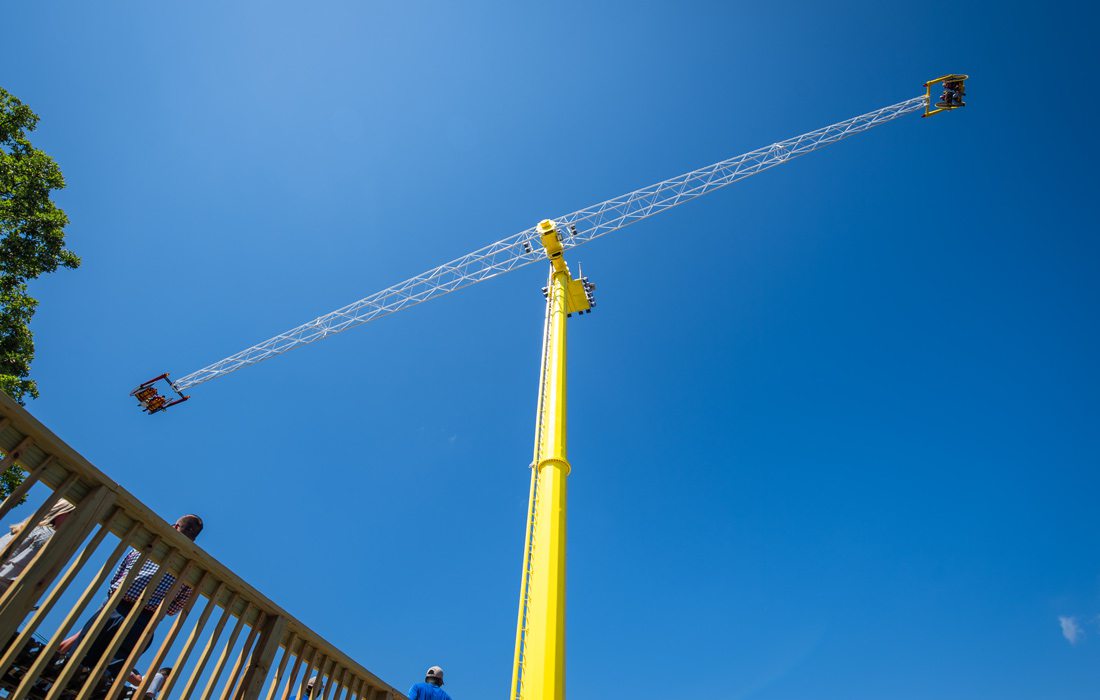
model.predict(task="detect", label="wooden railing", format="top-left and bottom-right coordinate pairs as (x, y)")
top-left (0, 392), bottom-right (404, 700)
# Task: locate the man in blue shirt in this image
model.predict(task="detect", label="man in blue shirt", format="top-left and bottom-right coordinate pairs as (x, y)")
top-left (407, 665), bottom-right (452, 700)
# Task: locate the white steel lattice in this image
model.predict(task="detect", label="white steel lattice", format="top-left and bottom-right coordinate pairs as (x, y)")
top-left (173, 95), bottom-right (927, 391)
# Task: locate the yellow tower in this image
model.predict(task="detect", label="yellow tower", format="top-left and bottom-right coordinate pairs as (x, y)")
top-left (510, 220), bottom-right (594, 700)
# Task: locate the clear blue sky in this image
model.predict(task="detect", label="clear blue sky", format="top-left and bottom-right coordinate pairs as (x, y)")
top-left (3, 1), bottom-right (1098, 698)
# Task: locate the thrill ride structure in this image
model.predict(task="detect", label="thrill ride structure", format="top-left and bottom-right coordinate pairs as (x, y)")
top-left (133, 76), bottom-right (966, 700)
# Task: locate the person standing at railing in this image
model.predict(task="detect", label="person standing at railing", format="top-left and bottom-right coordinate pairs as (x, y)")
top-left (0, 499), bottom-right (76, 593)
top-left (408, 666), bottom-right (452, 700)
top-left (59, 514), bottom-right (204, 682)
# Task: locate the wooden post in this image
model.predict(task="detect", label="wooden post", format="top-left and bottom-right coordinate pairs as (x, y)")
top-left (223, 610), bottom-right (266, 700)
top-left (265, 635), bottom-right (299, 700)
top-left (237, 614), bottom-right (288, 700)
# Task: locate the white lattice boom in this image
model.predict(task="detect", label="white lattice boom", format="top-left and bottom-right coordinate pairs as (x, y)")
top-left (173, 95), bottom-right (927, 391)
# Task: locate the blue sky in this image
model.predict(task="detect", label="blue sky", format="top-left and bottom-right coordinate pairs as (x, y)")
top-left (3, 1), bottom-right (1098, 698)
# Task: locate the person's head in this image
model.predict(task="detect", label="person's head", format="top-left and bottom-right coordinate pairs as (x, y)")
top-left (305, 676), bottom-right (324, 698)
top-left (174, 515), bottom-right (203, 541)
top-left (425, 666), bottom-right (444, 687)
top-left (10, 498), bottom-right (77, 536)
top-left (43, 499), bottom-right (76, 529)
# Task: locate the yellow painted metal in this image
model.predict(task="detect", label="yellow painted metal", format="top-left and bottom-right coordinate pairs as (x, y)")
top-left (538, 219), bottom-right (568, 273)
top-left (922, 73), bottom-right (969, 87)
top-left (563, 278), bottom-right (592, 315)
top-left (511, 220), bottom-right (580, 700)
top-left (922, 73), bottom-right (969, 117)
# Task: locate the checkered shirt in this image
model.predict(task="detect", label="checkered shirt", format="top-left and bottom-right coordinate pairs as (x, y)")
top-left (108, 550), bottom-right (191, 615)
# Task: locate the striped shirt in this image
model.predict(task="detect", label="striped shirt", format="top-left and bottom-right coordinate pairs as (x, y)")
top-left (108, 550), bottom-right (191, 615)
top-left (0, 525), bottom-right (56, 583)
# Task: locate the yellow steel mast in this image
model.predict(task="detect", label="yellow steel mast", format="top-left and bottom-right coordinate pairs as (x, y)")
top-left (510, 220), bottom-right (594, 700)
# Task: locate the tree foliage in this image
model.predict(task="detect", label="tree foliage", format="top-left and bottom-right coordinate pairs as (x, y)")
top-left (0, 87), bottom-right (78, 404)
top-left (0, 87), bottom-right (78, 499)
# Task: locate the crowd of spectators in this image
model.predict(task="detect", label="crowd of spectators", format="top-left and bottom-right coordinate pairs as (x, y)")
top-left (0, 504), bottom-right (455, 699)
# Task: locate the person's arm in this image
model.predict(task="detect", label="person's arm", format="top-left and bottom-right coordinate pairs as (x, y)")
top-left (57, 631), bottom-right (81, 654)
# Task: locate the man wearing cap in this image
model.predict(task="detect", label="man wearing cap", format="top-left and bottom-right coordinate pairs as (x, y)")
top-left (408, 665), bottom-right (452, 700)
top-left (297, 675), bottom-right (326, 700)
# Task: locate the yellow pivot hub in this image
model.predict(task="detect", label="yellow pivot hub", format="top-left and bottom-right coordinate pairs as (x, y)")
top-left (510, 221), bottom-right (594, 700)
top-left (539, 219), bottom-right (593, 316)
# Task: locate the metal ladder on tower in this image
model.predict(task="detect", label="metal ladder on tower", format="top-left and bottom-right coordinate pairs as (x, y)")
top-left (511, 267), bottom-right (559, 700)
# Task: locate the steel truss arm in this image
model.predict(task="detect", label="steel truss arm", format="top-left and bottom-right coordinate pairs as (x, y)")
top-left (173, 95), bottom-right (927, 391)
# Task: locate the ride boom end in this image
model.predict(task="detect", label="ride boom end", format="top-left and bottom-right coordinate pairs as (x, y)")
top-left (922, 73), bottom-right (968, 117)
top-left (130, 373), bottom-right (189, 415)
